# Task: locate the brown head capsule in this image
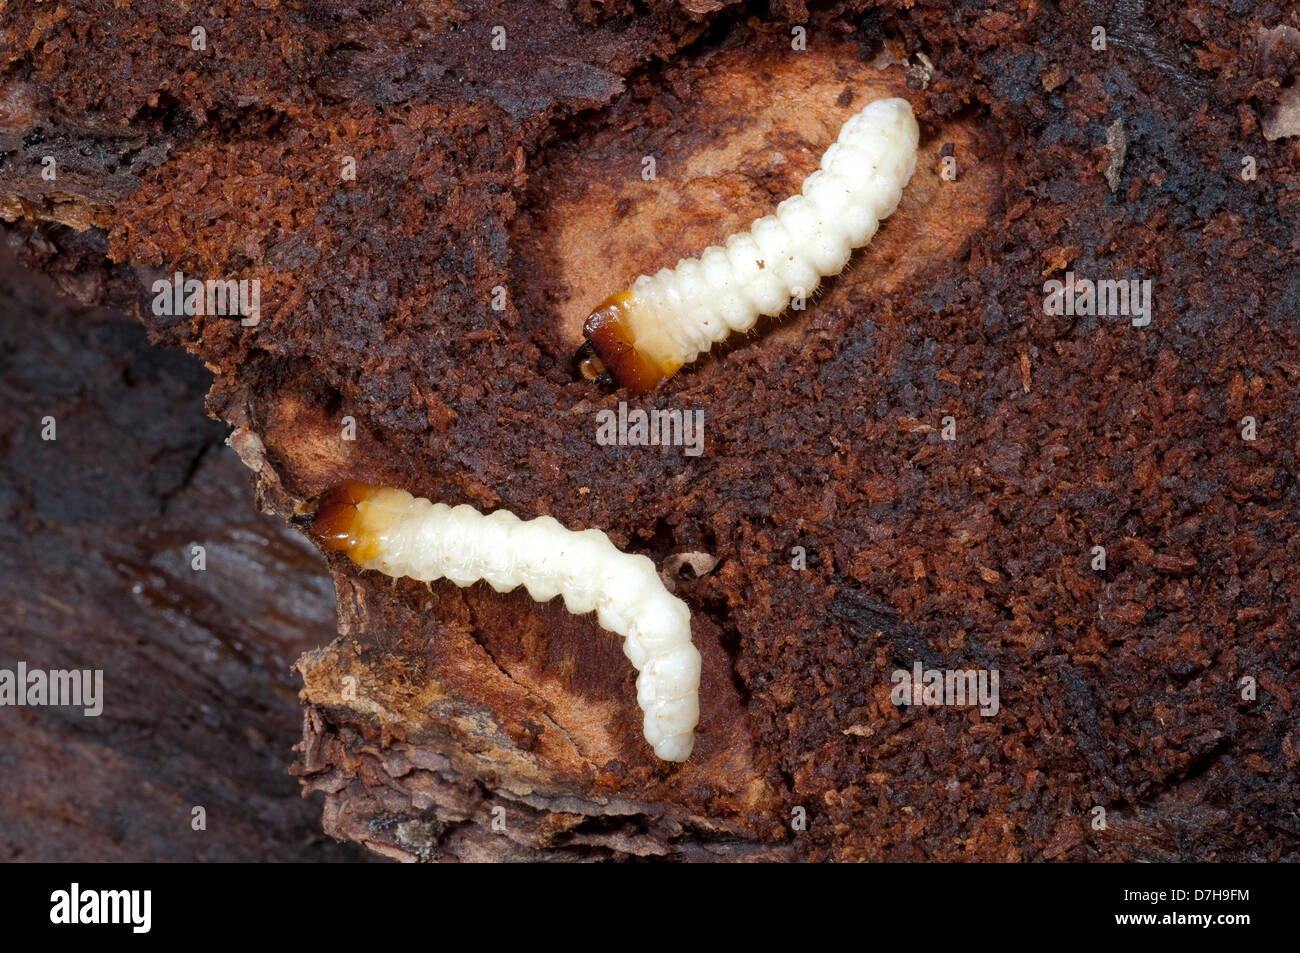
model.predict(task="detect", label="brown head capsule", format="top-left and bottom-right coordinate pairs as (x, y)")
top-left (578, 291), bottom-right (673, 396)
top-left (310, 480), bottom-right (386, 562)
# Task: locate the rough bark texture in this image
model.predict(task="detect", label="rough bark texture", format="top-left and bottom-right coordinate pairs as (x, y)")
top-left (2, 1), bottom-right (1298, 861)
top-left (0, 251), bottom-right (366, 861)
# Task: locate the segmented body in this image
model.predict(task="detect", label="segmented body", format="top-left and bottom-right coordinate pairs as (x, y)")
top-left (581, 97), bottom-right (919, 393)
top-left (312, 481), bottom-right (701, 762)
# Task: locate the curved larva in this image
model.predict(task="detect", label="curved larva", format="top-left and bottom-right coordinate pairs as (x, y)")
top-left (310, 481), bottom-right (702, 762)
top-left (577, 97), bottom-right (920, 394)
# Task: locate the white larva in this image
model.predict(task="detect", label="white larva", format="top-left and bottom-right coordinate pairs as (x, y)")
top-left (312, 481), bottom-right (701, 762)
top-left (578, 97), bottom-right (920, 394)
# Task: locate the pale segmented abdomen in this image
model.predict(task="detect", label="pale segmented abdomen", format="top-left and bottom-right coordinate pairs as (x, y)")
top-left (311, 481), bottom-right (701, 762)
top-left (579, 97), bottom-right (919, 394)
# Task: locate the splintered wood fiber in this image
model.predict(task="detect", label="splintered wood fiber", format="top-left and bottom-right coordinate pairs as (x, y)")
top-left (1, 0), bottom-right (1298, 861)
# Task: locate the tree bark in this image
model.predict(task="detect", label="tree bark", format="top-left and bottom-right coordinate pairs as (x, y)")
top-left (3, 1), bottom-right (1298, 862)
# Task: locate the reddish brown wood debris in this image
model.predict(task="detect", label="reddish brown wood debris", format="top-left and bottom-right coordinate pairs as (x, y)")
top-left (2, 1), bottom-right (1298, 860)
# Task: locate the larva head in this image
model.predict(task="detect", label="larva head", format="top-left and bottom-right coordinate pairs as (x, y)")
top-left (579, 292), bottom-right (670, 396)
top-left (573, 340), bottom-right (615, 388)
top-left (310, 480), bottom-right (396, 564)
